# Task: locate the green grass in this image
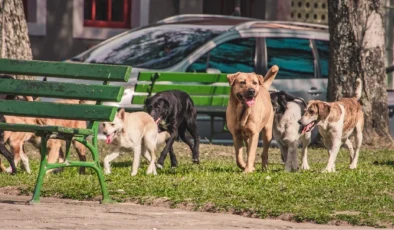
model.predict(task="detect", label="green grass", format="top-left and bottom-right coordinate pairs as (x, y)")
top-left (1, 141), bottom-right (394, 227)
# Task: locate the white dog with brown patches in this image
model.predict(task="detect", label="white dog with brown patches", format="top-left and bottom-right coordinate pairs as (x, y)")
top-left (102, 109), bottom-right (169, 176)
top-left (299, 79), bottom-right (364, 172)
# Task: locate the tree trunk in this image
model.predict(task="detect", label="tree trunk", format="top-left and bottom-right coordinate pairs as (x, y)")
top-left (328, 0), bottom-right (391, 146)
top-left (0, 0), bottom-right (34, 80)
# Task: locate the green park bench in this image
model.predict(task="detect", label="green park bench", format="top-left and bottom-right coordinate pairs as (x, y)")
top-left (131, 72), bottom-right (230, 141)
top-left (0, 58), bottom-right (131, 204)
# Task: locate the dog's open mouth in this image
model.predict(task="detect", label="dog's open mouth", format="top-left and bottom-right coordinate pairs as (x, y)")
top-left (237, 94), bottom-right (255, 107)
top-left (105, 132), bottom-right (116, 144)
top-left (302, 121), bottom-right (317, 133)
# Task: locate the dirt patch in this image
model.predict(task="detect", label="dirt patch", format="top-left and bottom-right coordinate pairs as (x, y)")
top-left (0, 186), bottom-right (21, 196)
top-left (334, 211), bottom-right (362, 216)
top-left (0, 191), bottom-right (378, 230)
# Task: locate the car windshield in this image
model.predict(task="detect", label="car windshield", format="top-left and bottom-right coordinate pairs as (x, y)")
top-left (71, 24), bottom-right (228, 69)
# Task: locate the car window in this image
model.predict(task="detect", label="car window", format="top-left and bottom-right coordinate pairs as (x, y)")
top-left (186, 38), bottom-right (256, 73)
top-left (71, 24), bottom-right (228, 69)
top-left (266, 38), bottom-right (315, 79)
top-left (315, 40), bottom-right (329, 78)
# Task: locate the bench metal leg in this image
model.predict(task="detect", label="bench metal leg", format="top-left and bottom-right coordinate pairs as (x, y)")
top-left (82, 134), bottom-right (112, 204)
top-left (209, 115), bottom-right (215, 143)
top-left (209, 115), bottom-right (229, 143)
top-left (30, 135), bottom-right (49, 204)
top-left (30, 133), bottom-right (112, 204)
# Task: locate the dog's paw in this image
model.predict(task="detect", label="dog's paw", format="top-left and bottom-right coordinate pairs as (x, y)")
top-left (156, 163), bottom-right (164, 169)
top-left (104, 169), bottom-right (111, 175)
top-left (284, 167), bottom-right (296, 172)
top-left (349, 164), bottom-right (357, 170)
top-left (5, 167), bottom-right (13, 174)
top-left (192, 159), bottom-right (200, 164)
top-left (243, 167), bottom-right (255, 173)
top-left (300, 164), bottom-right (310, 170)
top-left (322, 167), bottom-right (335, 173)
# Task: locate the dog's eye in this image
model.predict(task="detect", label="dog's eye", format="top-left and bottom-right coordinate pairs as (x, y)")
top-left (111, 124), bottom-right (115, 127)
top-left (253, 81), bottom-right (258, 85)
top-left (240, 81), bottom-right (246, 85)
top-left (102, 123), bottom-right (106, 127)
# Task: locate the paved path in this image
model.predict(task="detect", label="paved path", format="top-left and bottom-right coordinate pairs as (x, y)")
top-left (0, 192), bottom-right (377, 229)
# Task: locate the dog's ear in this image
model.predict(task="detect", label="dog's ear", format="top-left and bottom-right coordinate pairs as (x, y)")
top-left (117, 108), bottom-right (126, 120)
top-left (280, 91), bottom-right (296, 101)
top-left (317, 102), bottom-right (330, 120)
top-left (255, 73), bottom-right (265, 86)
top-left (270, 92), bottom-right (279, 102)
top-left (227, 72), bottom-right (241, 86)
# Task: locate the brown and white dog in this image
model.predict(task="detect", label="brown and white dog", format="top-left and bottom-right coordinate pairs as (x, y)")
top-left (299, 78), bottom-right (364, 172)
top-left (226, 65), bottom-right (279, 173)
top-left (1, 99), bottom-right (87, 174)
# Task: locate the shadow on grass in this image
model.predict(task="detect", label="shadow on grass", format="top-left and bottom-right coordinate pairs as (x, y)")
top-left (0, 199), bottom-right (22, 204)
top-left (373, 160), bottom-right (394, 167)
top-left (111, 161), bottom-right (132, 168)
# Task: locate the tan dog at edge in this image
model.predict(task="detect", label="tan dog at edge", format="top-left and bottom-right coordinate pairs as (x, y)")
top-left (1, 99), bottom-right (88, 174)
top-left (226, 65), bottom-right (279, 173)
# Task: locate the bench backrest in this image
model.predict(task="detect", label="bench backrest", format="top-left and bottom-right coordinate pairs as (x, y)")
top-left (133, 72), bottom-right (229, 107)
top-left (0, 59), bottom-right (131, 123)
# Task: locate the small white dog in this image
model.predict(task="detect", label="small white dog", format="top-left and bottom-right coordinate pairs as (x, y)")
top-left (102, 109), bottom-right (170, 176)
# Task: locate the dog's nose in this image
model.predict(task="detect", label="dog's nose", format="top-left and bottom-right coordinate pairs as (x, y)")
top-left (247, 88), bottom-right (255, 95)
top-left (103, 131), bottom-right (107, 135)
top-left (297, 120), bottom-right (302, 125)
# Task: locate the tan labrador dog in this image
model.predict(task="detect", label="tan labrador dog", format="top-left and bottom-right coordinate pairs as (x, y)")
top-left (226, 65), bottom-right (279, 173)
top-left (102, 110), bottom-right (170, 176)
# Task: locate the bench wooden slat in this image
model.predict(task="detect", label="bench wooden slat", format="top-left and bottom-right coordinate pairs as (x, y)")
top-left (132, 95), bottom-right (228, 106)
top-left (0, 123), bottom-right (93, 135)
top-left (138, 72), bottom-right (228, 83)
top-left (0, 78), bottom-right (124, 102)
top-left (0, 59), bottom-right (131, 82)
top-left (134, 83), bottom-right (230, 95)
top-left (0, 100), bottom-right (117, 121)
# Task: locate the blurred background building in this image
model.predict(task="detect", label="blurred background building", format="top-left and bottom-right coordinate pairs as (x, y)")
top-left (23, 0), bottom-right (393, 76)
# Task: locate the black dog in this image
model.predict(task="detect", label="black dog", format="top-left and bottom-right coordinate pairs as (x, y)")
top-left (145, 90), bottom-right (200, 168)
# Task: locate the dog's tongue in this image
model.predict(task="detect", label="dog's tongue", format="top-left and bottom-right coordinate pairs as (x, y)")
top-left (245, 98), bottom-right (255, 107)
top-left (302, 122), bottom-right (314, 133)
top-left (155, 117), bottom-right (161, 124)
top-left (105, 135), bottom-right (112, 144)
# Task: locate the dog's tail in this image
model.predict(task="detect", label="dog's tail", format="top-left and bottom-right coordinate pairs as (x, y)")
top-left (157, 131), bottom-right (170, 145)
top-left (355, 78), bottom-right (362, 100)
top-left (263, 65), bottom-right (279, 89)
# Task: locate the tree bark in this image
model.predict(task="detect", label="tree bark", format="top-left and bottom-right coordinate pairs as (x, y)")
top-left (328, 0), bottom-right (391, 145)
top-left (0, 0), bottom-right (34, 80)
